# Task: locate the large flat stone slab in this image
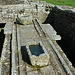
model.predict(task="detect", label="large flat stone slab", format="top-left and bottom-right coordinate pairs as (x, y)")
top-left (4, 22), bottom-right (12, 34)
top-left (20, 25), bottom-right (40, 46)
top-left (41, 24), bottom-right (61, 40)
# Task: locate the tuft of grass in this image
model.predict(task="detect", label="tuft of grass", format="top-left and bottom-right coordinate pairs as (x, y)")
top-left (41, 0), bottom-right (75, 8)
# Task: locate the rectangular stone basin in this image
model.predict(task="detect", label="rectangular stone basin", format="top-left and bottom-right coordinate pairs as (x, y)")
top-left (29, 45), bottom-right (44, 56)
top-left (26, 41), bottom-right (49, 66)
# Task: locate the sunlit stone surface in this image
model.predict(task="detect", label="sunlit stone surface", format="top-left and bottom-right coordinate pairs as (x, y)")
top-left (26, 41), bottom-right (49, 66)
top-left (16, 15), bottom-right (33, 25)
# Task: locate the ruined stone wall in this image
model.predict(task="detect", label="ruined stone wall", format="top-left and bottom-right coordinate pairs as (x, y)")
top-left (0, 5), bottom-right (24, 22)
top-left (0, 2), bottom-right (48, 23)
top-left (0, 4), bottom-right (38, 22)
top-left (52, 6), bottom-right (75, 66)
top-left (0, 0), bottom-right (24, 5)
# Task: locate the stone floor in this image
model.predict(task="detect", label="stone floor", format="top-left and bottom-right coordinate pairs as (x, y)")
top-left (0, 18), bottom-right (74, 75)
top-left (14, 20), bottom-right (67, 75)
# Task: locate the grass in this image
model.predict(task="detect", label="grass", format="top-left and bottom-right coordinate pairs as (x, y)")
top-left (41, 0), bottom-right (75, 8)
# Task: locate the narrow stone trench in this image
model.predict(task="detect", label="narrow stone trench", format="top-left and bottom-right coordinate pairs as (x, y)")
top-left (0, 23), bottom-right (5, 57)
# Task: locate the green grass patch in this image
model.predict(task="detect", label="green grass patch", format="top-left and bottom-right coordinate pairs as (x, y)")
top-left (41, 0), bottom-right (75, 8)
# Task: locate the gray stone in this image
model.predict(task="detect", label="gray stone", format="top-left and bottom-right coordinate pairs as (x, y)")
top-left (49, 35), bottom-right (61, 40)
top-left (26, 41), bottom-right (49, 66)
top-left (4, 22), bottom-right (12, 34)
top-left (48, 40), bottom-right (73, 75)
top-left (17, 15), bottom-right (33, 25)
top-left (26, 66), bottom-right (36, 71)
top-left (27, 71), bottom-right (39, 75)
top-left (36, 19), bottom-right (61, 40)
top-left (40, 66), bottom-right (55, 75)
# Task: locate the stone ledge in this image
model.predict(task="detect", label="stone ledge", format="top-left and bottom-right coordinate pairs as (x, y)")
top-left (4, 22), bottom-right (13, 34)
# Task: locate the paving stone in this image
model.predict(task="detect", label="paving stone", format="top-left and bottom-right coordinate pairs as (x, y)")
top-left (26, 66), bottom-right (37, 72)
top-left (40, 66), bottom-right (55, 75)
top-left (17, 15), bottom-right (33, 25)
top-left (27, 71), bottom-right (39, 75)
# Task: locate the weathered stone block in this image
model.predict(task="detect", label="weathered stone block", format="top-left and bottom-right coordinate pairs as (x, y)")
top-left (40, 66), bottom-right (55, 75)
top-left (16, 15), bottom-right (33, 25)
top-left (49, 35), bottom-right (61, 40)
top-left (26, 41), bottom-right (49, 66)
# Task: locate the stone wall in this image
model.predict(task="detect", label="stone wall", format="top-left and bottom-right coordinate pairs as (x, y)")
top-left (0, 0), bottom-right (24, 5)
top-left (0, 2), bottom-right (49, 22)
top-left (0, 1), bottom-right (54, 23)
top-left (52, 6), bottom-right (75, 67)
top-left (0, 4), bottom-right (37, 22)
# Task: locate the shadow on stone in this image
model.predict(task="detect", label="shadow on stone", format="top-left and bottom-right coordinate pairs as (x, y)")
top-left (43, 9), bottom-right (54, 25)
top-left (14, 21), bottom-right (23, 25)
top-left (0, 23), bottom-right (6, 28)
top-left (0, 23), bottom-right (5, 57)
top-left (57, 38), bottom-right (75, 67)
top-left (42, 7), bottom-right (75, 67)
top-left (21, 46), bottom-right (32, 65)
